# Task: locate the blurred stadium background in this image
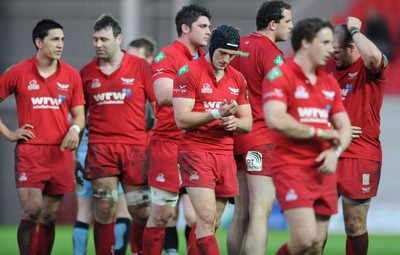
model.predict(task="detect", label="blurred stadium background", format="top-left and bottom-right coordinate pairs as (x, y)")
top-left (0, 0), bottom-right (399, 242)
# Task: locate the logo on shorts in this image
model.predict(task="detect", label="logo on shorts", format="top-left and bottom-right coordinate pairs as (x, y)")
top-left (189, 171), bottom-right (199, 181)
top-left (362, 174), bottom-right (370, 185)
top-left (156, 173), bottom-right (165, 183)
top-left (246, 151), bottom-right (262, 172)
top-left (18, 173), bottom-right (27, 182)
top-left (362, 187), bottom-right (371, 193)
top-left (285, 189), bottom-right (297, 201)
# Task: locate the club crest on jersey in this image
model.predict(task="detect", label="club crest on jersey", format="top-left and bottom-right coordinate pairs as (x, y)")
top-left (154, 52), bottom-right (166, 63)
top-left (121, 77), bottom-right (135, 85)
top-left (273, 55), bottom-right (284, 66)
top-left (28, 80), bottom-right (40, 91)
top-left (91, 78), bottom-right (101, 89)
top-left (178, 65), bottom-right (189, 76)
top-left (294, 86), bottom-right (309, 99)
top-left (348, 72), bottom-right (358, 79)
top-left (321, 90), bottom-right (335, 101)
top-left (267, 67), bottom-right (282, 81)
top-left (228, 87), bottom-right (239, 95)
top-left (201, 83), bottom-right (213, 94)
top-left (57, 82), bottom-right (70, 91)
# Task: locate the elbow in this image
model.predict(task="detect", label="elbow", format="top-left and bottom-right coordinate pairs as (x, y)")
top-left (174, 118), bottom-right (189, 131)
top-left (157, 97), bottom-right (172, 107)
top-left (265, 116), bottom-right (282, 132)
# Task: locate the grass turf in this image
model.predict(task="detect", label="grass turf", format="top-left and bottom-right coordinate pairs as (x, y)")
top-left (0, 225), bottom-right (399, 254)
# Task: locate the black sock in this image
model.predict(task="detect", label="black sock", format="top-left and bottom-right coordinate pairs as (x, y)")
top-left (74, 221), bottom-right (89, 229)
top-left (185, 225), bottom-right (192, 247)
top-left (164, 226), bottom-right (178, 250)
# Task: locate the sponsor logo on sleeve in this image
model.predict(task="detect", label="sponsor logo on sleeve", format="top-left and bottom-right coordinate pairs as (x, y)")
top-left (267, 67), bottom-right (283, 81)
top-left (273, 55), bottom-right (284, 66)
top-left (263, 88), bottom-right (284, 98)
top-left (154, 52), bottom-right (166, 63)
top-left (174, 85), bottom-right (187, 93)
top-left (178, 65), bottom-right (189, 76)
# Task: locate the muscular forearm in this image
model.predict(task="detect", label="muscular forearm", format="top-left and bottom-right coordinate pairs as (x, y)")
top-left (235, 115), bottom-right (252, 134)
top-left (352, 32), bottom-right (382, 69)
top-left (268, 111), bottom-right (315, 139)
top-left (175, 111), bottom-right (217, 130)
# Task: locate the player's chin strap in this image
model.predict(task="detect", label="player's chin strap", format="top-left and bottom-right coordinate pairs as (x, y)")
top-left (93, 189), bottom-right (118, 203)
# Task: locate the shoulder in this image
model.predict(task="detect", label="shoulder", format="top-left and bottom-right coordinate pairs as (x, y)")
top-left (60, 60), bottom-right (79, 75)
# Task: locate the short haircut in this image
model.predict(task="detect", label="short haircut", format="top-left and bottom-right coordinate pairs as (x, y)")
top-left (291, 18), bottom-right (333, 52)
top-left (256, 1), bottom-right (291, 31)
top-left (128, 37), bottom-right (156, 58)
top-left (32, 19), bottom-right (63, 50)
top-left (334, 24), bottom-right (353, 48)
top-left (94, 13), bottom-right (121, 37)
top-left (175, 4), bottom-right (211, 37)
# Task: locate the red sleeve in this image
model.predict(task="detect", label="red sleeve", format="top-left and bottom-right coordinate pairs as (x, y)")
top-left (262, 66), bottom-right (289, 105)
top-left (141, 60), bottom-right (156, 103)
top-left (173, 65), bottom-right (196, 99)
top-left (70, 69), bottom-right (85, 108)
top-left (0, 65), bottom-right (17, 101)
top-left (236, 73), bottom-right (249, 105)
top-left (151, 51), bottom-right (177, 80)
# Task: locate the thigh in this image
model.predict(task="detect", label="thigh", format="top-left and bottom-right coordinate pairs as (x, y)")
top-left (120, 145), bottom-right (148, 185)
top-left (17, 187), bottom-right (43, 215)
top-left (246, 174), bottom-right (275, 213)
top-left (40, 194), bottom-right (64, 223)
top-left (284, 208), bottom-right (318, 242)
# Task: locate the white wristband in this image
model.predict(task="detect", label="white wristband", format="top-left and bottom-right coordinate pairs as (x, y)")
top-left (335, 146), bottom-right (343, 158)
top-left (69, 124), bottom-right (81, 133)
top-left (211, 109), bottom-right (223, 119)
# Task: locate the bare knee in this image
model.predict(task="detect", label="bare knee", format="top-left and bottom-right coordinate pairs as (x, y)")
top-left (149, 207), bottom-right (175, 227)
top-left (129, 204), bottom-right (150, 225)
top-left (291, 236), bottom-right (315, 254)
top-left (23, 205), bottom-right (41, 222)
top-left (345, 216), bottom-right (366, 236)
top-left (197, 209), bottom-right (216, 232)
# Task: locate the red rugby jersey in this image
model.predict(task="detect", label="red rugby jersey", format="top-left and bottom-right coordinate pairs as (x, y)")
top-left (0, 56), bottom-right (85, 145)
top-left (173, 56), bottom-right (249, 154)
top-left (326, 57), bottom-right (387, 162)
top-left (81, 52), bottom-right (155, 145)
top-left (151, 40), bottom-right (204, 141)
top-left (231, 32), bottom-right (285, 154)
top-left (262, 59), bottom-right (346, 169)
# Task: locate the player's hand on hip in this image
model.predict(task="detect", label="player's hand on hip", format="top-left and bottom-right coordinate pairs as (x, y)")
top-left (351, 126), bottom-right (362, 139)
top-left (347, 16), bottom-right (362, 31)
top-left (8, 123), bottom-right (35, 142)
top-left (316, 148), bottom-right (339, 175)
top-left (60, 128), bottom-right (79, 151)
top-left (220, 115), bottom-right (238, 131)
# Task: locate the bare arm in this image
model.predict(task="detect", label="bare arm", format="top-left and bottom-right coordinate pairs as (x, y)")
top-left (60, 105), bottom-right (85, 151)
top-left (154, 78), bottom-right (173, 106)
top-left (173, 98), bottom-right (239, 130)
top-left (347, 16), bottom-right (383, 70)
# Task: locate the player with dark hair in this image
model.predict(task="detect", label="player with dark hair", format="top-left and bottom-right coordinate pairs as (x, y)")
top-left (228, 1), bottom-right (292, 253)
top-left (173, 24), bottom-right (252, 254)
top-left (0, 19), bottom-right (85, 254)
top-left (142, 4), bottom-right (211, 255)
top-left (263, 18), bottom-right (352, 255)
top-left (326, 16), bottom-right (388, 255)
top-left (80, 14), bottom-right (155, 254)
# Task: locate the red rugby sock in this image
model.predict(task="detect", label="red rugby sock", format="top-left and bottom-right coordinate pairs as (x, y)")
top-left (94, 220), bottom-right (115, 255)
top-left (196, 235), bottom-right (219, 255)
top-left (37, 223), bottom-right (55, 255)
top-left (276, 243), bottom-right (291, 255)
top-left (142, 226), bottom-right (166, 254)
top-left (346, 232), bottom-right (368, 255)
top-left (17, 219), bottom-right (37, 255)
